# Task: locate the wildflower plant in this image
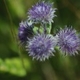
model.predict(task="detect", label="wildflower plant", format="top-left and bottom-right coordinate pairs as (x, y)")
top-left (18, 0), bottom-right (80, 61)
top-left (28, 1), bottom-right (56, 24)
top-left (27, 34), bottom-right (57, 61)
top-left (18, 21), bottom-right (33, 44)
top-left (57, 27), bottom-right (80, 55)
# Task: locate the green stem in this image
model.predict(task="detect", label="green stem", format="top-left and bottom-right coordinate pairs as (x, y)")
top-left (41, 23), bottom-right (47, 34)
top-left (3, 0), bottom-right (26, 72)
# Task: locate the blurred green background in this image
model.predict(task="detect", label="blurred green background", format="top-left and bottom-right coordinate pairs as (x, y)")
top-left (0, 0), bottom-right (80, 80)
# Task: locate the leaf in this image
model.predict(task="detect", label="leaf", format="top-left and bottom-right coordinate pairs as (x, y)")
top-left (0, 58), bottom-right (31, 77)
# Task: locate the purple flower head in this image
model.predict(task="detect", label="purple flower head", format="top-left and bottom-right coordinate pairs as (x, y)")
top-left (18, 21), bottom-right (33, 44)
top-left (57, 26), bottom-right (80, 55)
top-left (27, 34), bottom-right (57, 61)
top-left (28, 1), bottom-right (56, 23)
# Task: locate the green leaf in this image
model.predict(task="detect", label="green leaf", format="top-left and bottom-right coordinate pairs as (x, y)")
top-left (0, 58), bottom-right (31, 77)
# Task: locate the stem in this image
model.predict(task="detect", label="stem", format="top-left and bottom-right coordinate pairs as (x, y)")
top-left (49, 23), bottom-right (52, 34)
top-left (3, 0), bottom-right (26, 72)
top-left (3, 0), bottom-right (16, 41)
top-left (41, 23), bottom-right (47, 34)
top-left (18, 45), bottom-right (26, 71)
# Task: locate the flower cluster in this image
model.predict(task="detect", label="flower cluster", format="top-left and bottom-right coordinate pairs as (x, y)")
top-left (18, 21), bottom-right (33, 44)
top-left (28, 1), bottom-right (56, 23)
top-left (18, 1), bottom-right (80, 61)
top-left (27, 34), bottom-right (57, 61)
top-left (57, 27), bottom-right (80, 55)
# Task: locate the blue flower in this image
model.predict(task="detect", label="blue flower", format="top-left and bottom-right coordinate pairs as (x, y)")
top-left (57, 27), bottom-right (80, 55)
top-left (28, 1), bottom-right (56, 23)
top-left (18, 21), bottom-right (33, 44)
top-left (27, 34), bottom-right (57, 61)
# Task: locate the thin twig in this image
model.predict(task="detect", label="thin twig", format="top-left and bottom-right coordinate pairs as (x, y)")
top-left (3, 0), bottom-right (16, 41)
top-left (3, 0), bottom-right (26, 72)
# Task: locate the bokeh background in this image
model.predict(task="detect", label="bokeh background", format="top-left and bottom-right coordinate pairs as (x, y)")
top-left (0, 0), bottom-right (80, 80)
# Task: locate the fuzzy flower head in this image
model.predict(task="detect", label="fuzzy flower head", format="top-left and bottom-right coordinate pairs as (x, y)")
top-left (57, 27), bottom-right (80, 55)
top-left (18, 21), bottom-right (33, 44)
top-left (27, 34), bottom-right (57, 61)
top-left (28, 1), bottom-right (56, 23)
